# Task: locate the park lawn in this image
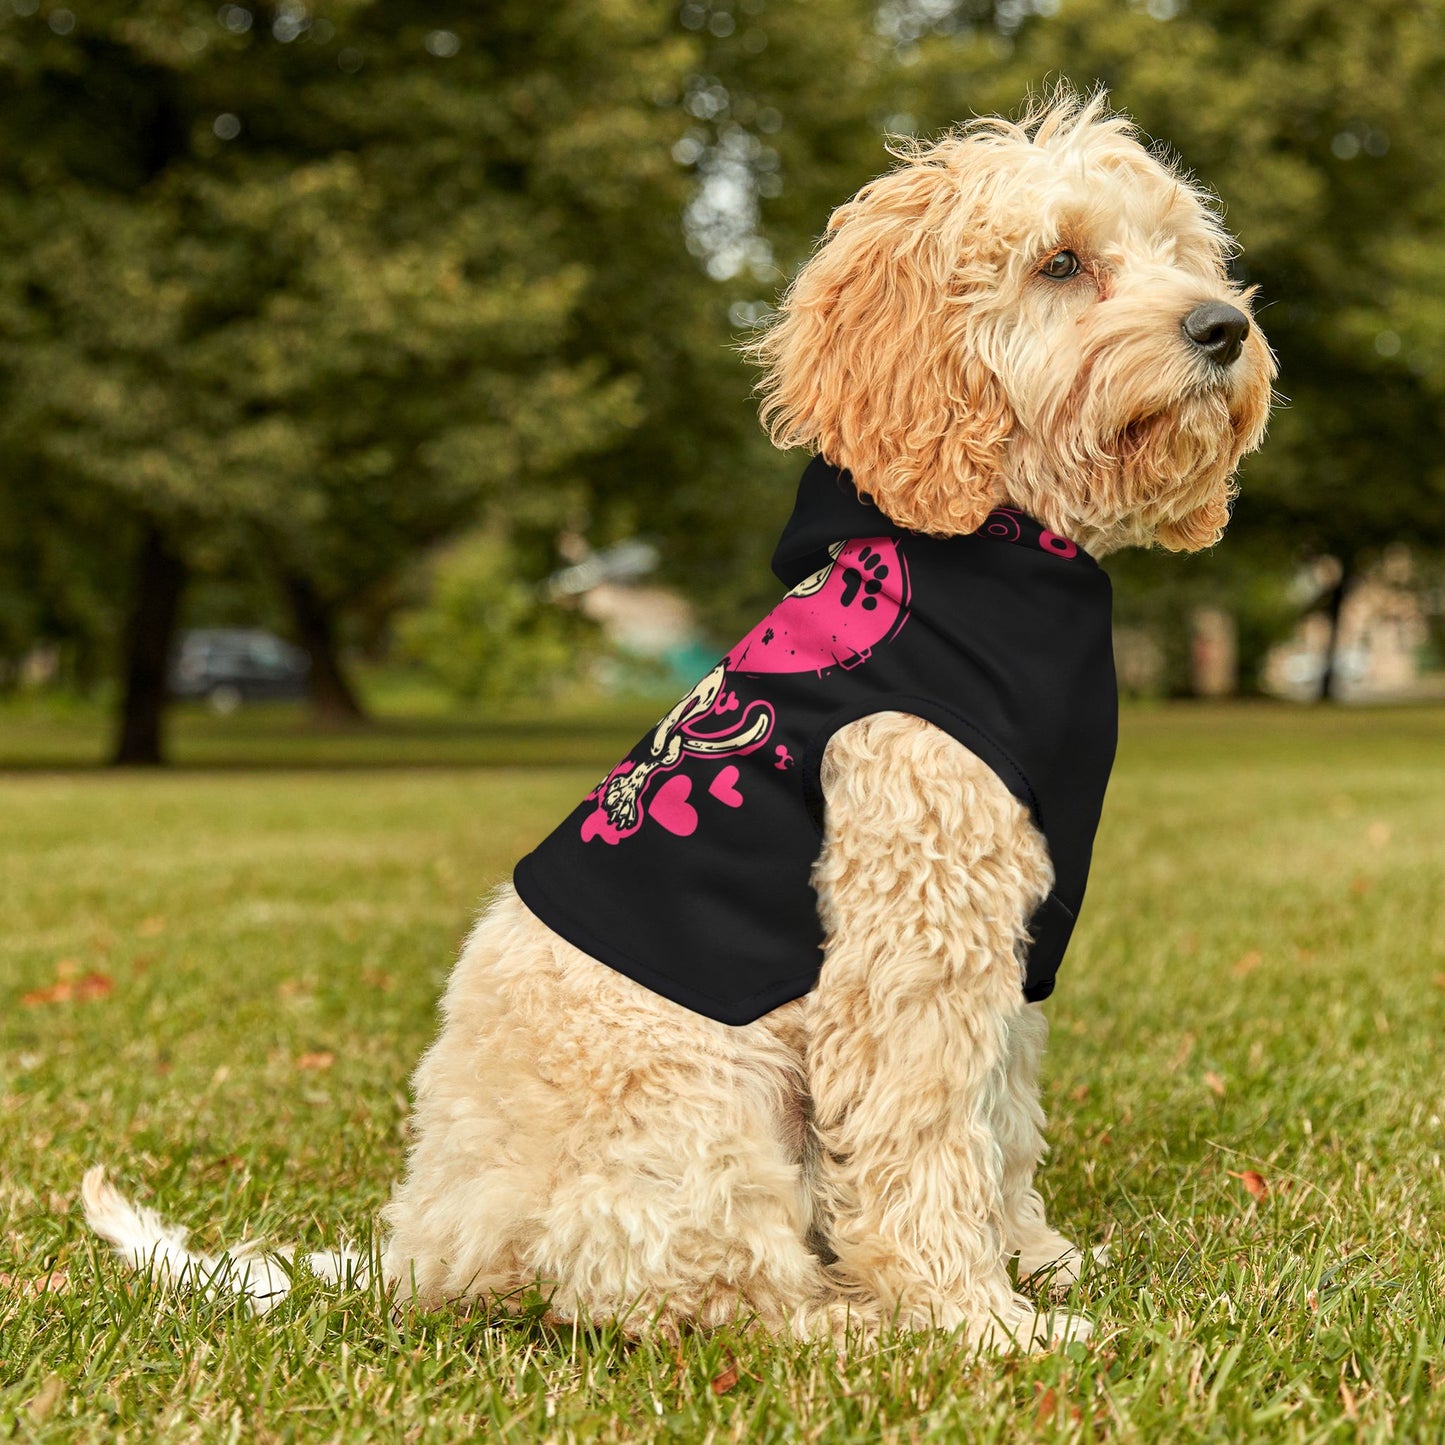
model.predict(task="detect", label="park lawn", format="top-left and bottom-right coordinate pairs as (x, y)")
top-left (2, 703), bottom-right (1443, 1443)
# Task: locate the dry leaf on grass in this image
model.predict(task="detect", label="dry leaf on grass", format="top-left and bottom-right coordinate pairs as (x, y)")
top-left (1339, 1379), bottom-right (1359, 1420)
top-left (295, 1051), bottom-right (334, 1071)
top-left (1365, 822), bottom-right (1391, 849)
top-left (0, 1268), bottom-right (70, 1299)
top-left (1204, 1070), bottom-right (1227, 1098)
top-left (710, 1357), bottom-right (740, 1396)
top-left (1228, 1169), bottom-right (1269, 1201)
top-left (1232, 950), bottom-right (1263, 977)
top-left (21, 971), bottom-right (114, 1006)
top-left (1034, 1386), bottom-right (1058, 1424)
top-left (138, 915), bottom-right (167, 937)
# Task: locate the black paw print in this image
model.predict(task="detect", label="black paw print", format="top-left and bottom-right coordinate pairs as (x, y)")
top-left (839, 546), bottom-right (890, 610)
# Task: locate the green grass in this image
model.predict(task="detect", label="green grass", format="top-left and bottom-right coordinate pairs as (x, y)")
top-left (2, 702), bottom-right (1443, 1442)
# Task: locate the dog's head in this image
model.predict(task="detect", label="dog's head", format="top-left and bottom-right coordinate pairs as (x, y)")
top-left (750, 90), bottom-right (1275, 554)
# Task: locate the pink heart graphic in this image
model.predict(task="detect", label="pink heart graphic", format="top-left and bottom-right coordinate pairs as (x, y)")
top-left (650, 774), bottom-right (698, 836)
top-left (708, 765), bottom-right (744, 808)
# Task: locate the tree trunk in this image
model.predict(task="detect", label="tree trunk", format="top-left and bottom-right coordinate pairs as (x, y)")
top-left (281, 571), bottom-right (366, 725)
top-left (112, 524), bottom-right (187, 766)
top-left (1317, 556), bottom-right (1355, 703)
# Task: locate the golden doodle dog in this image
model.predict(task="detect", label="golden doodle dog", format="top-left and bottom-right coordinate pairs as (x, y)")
top-left (85, 91), bottom-right (1274, 1351)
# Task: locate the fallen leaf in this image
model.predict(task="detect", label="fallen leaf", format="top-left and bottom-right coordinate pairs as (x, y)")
top-left (1070, 1084), bottom-right (1090, 1103)
top-left (0, 1268), bottom-right (70, 1299)
top-left (1232, 950), bottom-right (1263, 977)
top-left (138, 915), bottom-right (167, 937)
top-left (1432, 973), bottom-right (1445, 990)
top-left (277, 978), bottom-right (314, 998)
top-left (1365, 822), bottom-right (1391, 848)
top-left (1349, 875), bottom-right (1372, 898)
top-left (1204, 1071), bottom-right (1227, 1098)
top-left (295, 1051), bottom-right (334, 1071)
top-left (361, 969), bottom-right (394, 992)
top-left (1034, 1386), bottom-right (1058, 1424)
top-left (1228, 1169), bottom-right (1268, 1201)
top-left (711, 1357), bottom-right (740, 1396)
top-left (54, 958), bottom-right (80, 980)
top-left (21, 983), bottom-right (69, 1006)
top-left (21, 972), bottom-right (113, 1007)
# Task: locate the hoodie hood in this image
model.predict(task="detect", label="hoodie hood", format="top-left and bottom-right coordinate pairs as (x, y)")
top-left (771, 456), bottom-right (1096, 589)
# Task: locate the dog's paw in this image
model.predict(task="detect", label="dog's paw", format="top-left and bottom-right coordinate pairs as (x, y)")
top-left (972, 1295), bottom-right (1093, 1353)
top-left (1018, 1240), bottom-right (1110, 1292)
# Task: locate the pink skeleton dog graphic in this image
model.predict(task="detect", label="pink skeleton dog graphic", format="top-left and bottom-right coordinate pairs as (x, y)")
top-left (580, 538), bottom-right (912, 844)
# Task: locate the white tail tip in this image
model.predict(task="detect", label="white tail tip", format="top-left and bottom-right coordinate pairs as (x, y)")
top-left (81, 1165), bottom-right (368, 1314)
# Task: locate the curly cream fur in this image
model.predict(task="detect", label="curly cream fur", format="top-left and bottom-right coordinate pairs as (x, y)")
top-left (747, 89), bottom-right (1273, 554)
top-left (85, 88), bottom-right (1272, 1354)
top-left (381, 716), bottom-right (1087, 1350)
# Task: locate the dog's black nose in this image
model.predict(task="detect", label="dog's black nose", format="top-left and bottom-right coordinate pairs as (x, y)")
top-left (1182, 302), bottom-right (1250, 367)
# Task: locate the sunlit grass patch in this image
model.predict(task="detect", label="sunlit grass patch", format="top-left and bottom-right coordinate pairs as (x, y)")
top-left (2, 704), bottom-right (1443, 1441)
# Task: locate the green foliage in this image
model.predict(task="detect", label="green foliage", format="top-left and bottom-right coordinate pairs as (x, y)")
top-left (0, 1), bottom-right (677, 614)
top-left (0, 0), bottom-right (893, 690)
top-left (4, 0), bottom-right (1445, 704)
top-left (395, 532), bottom-right (597, 705)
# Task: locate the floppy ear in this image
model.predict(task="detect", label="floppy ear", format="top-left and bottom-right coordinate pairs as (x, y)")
top-left (748, 154), bottom-right (1012, 536)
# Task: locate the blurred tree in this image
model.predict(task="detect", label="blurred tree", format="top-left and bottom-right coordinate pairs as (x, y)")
top-left (395, 530), bottom-right (596, 705)
top-left (0, 0), bottom-right (696, 758)
top-left (10, 0), bottom-right (1440, 740)
top-left (573, 0), bottom-right (890, 640)
top-left (0, 0), bottom-right (906, 752)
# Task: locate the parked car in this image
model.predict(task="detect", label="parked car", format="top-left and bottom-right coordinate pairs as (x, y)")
top-left (169, 629), bottom-right (310, 712)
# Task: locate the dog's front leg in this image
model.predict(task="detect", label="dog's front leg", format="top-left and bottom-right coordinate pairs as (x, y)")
top-left (994, 1005), bottom-right (1101, 1289)
top-left (806, 713), bottom-right (1089, 1350)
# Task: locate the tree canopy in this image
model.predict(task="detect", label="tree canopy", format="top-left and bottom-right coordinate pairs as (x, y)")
top-left (1, 0), bottom-right (1441, 749)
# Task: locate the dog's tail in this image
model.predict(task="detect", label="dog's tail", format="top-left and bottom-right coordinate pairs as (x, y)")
top-left (81, 1165), bottom-right (368, 1315)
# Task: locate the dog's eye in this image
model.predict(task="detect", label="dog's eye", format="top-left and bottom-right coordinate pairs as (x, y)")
top-left (1040, 250), bottom-right (1081, 280)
